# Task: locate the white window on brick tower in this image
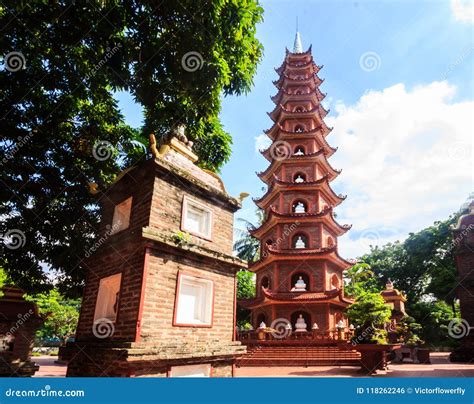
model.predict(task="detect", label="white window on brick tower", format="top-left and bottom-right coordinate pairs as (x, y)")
top-left (170, 363), bottom-right (211, 377)
top-left (111, 196), bottom-right (132, 234)
top-left (94, 273), bottom-right (122, 323)
top-left (175, 274), bottom-right (214, 326)
top-left (181, 197), bottom-right (212, 239)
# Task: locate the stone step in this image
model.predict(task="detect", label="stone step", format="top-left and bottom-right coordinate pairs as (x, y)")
top-left (237, 345), bottom-right (361, 367)
top-left (237, 358), bottom-right (361, 367)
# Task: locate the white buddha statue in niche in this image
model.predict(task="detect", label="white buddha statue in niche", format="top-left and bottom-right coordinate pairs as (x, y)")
top-left (312, 322), bottom-right (319, 330)
top-left (295, 236), bottom-right (306, 249)
top-left (291, 276), bottom-right (307, 292)
top-left (294, 148), bottom-right (304, 156)
top-left (295, 314), bottom-right (307, 332)
top-left (294, 175), bottom-right (305, 183)
top-left (336, 320), bottom-right (345, 329)
top-left (259, 321), bottom-right (267, 329)
top-left (294, 202), bottom-right (306, 213)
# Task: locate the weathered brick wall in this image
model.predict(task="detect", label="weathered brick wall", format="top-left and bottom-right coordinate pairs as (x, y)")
top-left (75, 239), bottom-right (145, 342)
top-left (148, 174), bottom-right (234, 255)
top-left (139, 249), bottom-right (236, 343)
top-left (98, 162), bottom-right (155, 239)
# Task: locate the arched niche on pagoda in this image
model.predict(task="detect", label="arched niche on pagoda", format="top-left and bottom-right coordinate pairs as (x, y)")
top-left (331, 273), bottom-right (340, 289)
top-left (256, 313), bottom-right (267, 328)
top-left (291, 199), bottom-right (308, 214)
top-left (290, 271), bottom-right (311, 291)
top-left (294, 124), bottom-right (305, 133)
top-left (263, 238), bottom-right (273, 249)
top-left (294, 145), bottom-right (305, 156)
top-left (292, 232), bottom-right (309, 249)
top-left (326, 235), bottom-right (335, 247)
top-left (293, 105), bottom-right (306, 113)
top-left (260, 274), bottom-right (271, 290)
top-left (293, 172), bottom-right (306, 183)
top-left (290, 311), bottom-right (311, 332)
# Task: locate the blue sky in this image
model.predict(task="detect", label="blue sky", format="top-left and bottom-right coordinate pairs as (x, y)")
top-left (116, 0), bottom-right (473, 258)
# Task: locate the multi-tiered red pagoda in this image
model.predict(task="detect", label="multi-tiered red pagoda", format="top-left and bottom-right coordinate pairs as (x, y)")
top-left (240, 33), bottom-right (353, 335)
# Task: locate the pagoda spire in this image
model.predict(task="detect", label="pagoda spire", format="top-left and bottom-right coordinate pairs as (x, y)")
top-left (293, 31), bottom-right (303, 53)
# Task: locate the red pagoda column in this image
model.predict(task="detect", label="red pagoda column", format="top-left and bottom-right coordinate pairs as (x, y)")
top-left (239, 33), bottom-right (353, 339)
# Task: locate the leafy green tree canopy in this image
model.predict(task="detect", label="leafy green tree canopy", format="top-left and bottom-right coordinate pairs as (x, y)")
top-left (26, 289), bottom-right (80, 344)
top-left (1, 0), bottom-right (263, 295)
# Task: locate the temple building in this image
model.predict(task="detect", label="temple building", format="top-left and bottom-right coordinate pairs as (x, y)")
top-left (65, 128), bottom-right (246, 377)
top-left (239, 33), bottom-right (353, 334)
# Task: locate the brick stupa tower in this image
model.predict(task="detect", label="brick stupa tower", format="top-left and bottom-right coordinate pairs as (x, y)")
top-left (240, 33), bottom-right (353, 333)
top-left (66, 128), bottom-right (246, 377)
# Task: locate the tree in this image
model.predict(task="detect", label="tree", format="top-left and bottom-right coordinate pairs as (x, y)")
top-left (408, 300), bottom-right (458, 347)
top-left (26, 289), bottom-right (80, 345)
top-left (1, 1), bottom-right (263, 295)
top-left (233, 209), bottom-right (264, 262)
top-left (346, 291), bottom-right (391, 344)
top-left (359, 213), bottom-right (460, 309)
top-left (344, 262), bottom-right (378, 298)
top-left (236, 269), bottom-right (255, 328)
top-left (237, 269), bottom-right (256, 300)
top-left (0, 267), bottom-right (8, 298)
top-left (395, 315), bottom-right (423, 346)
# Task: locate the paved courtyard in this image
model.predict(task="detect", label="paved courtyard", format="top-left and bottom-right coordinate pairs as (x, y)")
top-left (235, 353), bottom-right (474, 377)
top-left (32, 352), bottom-right (474, 378)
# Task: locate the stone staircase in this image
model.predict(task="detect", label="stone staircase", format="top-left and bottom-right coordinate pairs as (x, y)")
top-left (237, 344), bottom-right (361, 367)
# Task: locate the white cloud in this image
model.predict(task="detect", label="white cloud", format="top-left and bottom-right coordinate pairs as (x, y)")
top-left (451, 0), bottom-right (474, 23)
top-left (255, 133), bottom-right (271, 152)
top-left (326, 81), bottom-right (473, 259)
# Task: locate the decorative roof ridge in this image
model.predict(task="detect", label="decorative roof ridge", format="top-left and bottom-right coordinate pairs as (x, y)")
top-left (275, 60), bottom-right (322, 75)
top-left (249, 205), bottom-right (334, 236)
top-left (270, 87), bottom-right (326, 104)
top-left (256, 149), bottom-right (327, 180)
top-left (262, 287), bottom-right (340, 300)
top-left (272, 172), bottom-right (328, 186)
top-left (251, 205), bottom-right (351, 234)
top-left (285, 45), bottom-right (313, 57)
top-left (267, 104), bottom-right (330, 119)
top-left (273, 72), bottom-right (323, 86)
top-left (267, 244), bottom-right (338, 255)
top-left (264, 122), bottom-right (332, 136)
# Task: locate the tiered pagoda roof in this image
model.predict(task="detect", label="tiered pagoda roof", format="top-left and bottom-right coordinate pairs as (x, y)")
top-left (239, 287), bottom-right (354, 309)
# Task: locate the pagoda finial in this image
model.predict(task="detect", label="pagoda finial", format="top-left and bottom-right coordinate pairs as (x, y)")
top-left (293, 28), bottom-right (303, 54)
